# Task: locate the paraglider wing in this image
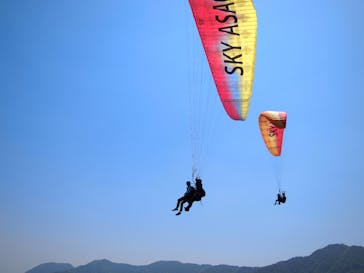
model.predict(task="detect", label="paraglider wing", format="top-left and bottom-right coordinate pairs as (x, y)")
top-left (188, 0), bottom-right (257, 120)
top-left (259, 111), bottom-right (287, 156)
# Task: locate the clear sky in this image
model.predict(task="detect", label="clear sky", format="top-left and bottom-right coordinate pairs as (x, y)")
top-left (1, 1), bottom-right (364, 273)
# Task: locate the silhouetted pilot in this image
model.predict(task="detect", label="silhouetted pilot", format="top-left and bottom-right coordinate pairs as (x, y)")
top-left (275, 192), bottom-right (286, 205)
top-left (172, 181), bottom-right (195, 215)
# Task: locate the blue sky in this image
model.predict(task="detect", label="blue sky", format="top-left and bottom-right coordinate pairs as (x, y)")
top-left (1, 1), bottom-right (364, 273)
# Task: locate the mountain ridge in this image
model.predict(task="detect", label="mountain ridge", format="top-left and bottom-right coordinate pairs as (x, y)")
top-left (25, 244), bottom-right (364, 273)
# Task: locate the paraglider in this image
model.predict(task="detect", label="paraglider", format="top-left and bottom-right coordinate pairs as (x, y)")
top-left (177, 0), bottom-right (258, 214)
top-left (258, 111), bottom-right (288, 204)
top-left (181, 0), bottom-right (257, 212)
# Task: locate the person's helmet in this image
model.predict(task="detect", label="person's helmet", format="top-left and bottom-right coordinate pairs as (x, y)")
top-left (186, 181), bottom-right (191, 185)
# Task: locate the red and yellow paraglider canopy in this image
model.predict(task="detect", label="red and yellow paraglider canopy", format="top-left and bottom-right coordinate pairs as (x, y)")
top-left (189, 0), bottom-right (257, 120)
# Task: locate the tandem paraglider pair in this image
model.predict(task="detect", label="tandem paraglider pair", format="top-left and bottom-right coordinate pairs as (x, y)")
top-left (172, 178), bottom-right (205, 216)
top-left (187, 0), bottom-right (289, 208)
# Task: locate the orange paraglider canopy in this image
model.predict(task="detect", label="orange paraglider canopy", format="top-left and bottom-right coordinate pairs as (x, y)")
top-left (259, 111), bottom-right (287, 156)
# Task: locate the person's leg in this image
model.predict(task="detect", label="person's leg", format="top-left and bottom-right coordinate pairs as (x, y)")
top-left (185, 201), bottom-right (193, 211)
top-left (175, 198), bottom-right (186, 215)
top-left (179, 198), bottom-right (186, 212)
top-left (173, 197), bottom-right (183, 211)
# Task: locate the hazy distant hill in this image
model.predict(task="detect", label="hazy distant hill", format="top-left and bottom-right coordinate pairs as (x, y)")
top-left (204, 264), bottom-right (256, 273)
top-left (26, 244), bottom-right (364, 273)
top-left (25, 262), bottom-right (73, 273)
top-left (60, 260), bottom-right (211, 273)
